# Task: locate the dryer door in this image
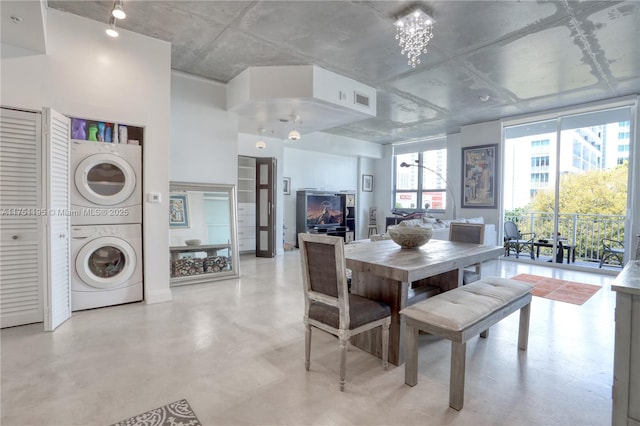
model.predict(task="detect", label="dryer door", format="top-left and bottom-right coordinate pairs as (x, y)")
top-left (76, 236), bottom-right (137, 289)
top-left (75, 153), bottom-right (136, 206)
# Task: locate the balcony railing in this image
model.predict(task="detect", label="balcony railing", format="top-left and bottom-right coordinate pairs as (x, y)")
top-left (504, 212), bottom-right (625, 266)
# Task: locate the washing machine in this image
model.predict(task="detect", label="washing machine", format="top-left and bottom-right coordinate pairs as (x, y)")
top-left (71, 140), bottom-right (142, 225)
top-left (71, 224), bottom-right (143, 311)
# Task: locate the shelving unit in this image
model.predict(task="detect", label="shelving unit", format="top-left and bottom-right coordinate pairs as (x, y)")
top-left (237, 156), bottom-right (256, 253)
top-left (70, 116), bottom-right (144, 146)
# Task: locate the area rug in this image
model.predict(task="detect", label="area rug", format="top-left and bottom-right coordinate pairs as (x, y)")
top-left (111, 399), bottom-right (201, 426)
top-left (510, 274), bottom-right (601, 305)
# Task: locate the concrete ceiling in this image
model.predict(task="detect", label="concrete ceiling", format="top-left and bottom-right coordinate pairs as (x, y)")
top-left (38, 1), bottom-right (640, 143)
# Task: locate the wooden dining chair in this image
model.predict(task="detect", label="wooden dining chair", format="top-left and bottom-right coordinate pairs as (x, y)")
top-left (449, 222), bottom-right (485, 285)
top-left (298, 233), bottom-right (391, 391)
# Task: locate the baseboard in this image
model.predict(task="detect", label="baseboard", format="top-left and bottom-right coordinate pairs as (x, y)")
top-left (144, 288), bottom-right (173, 304)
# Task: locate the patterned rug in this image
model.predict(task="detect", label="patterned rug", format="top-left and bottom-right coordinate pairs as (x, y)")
top-left (111, 399), bottom-right (201, 426)
top-left (510, 274), bottom-right (601, 305)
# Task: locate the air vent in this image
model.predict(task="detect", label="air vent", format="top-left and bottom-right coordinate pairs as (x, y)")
top-left (354, 92), bottom-right (370, 107)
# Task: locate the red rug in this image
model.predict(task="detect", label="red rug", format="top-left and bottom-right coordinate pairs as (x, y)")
top-left (510, 274), bottom-right (601, 305)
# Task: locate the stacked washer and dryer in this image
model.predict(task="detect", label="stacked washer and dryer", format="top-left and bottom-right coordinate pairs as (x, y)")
top-left (70, 139), bottom-right (143, 311)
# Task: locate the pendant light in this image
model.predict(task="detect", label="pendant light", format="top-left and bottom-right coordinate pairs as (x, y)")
top-left (288, 114), bottom-right (301, 141)
top-left (111, 0), bottom-right (126, 20)
top-left (256, 128), bottom-right (266, 149)
top-left (105, 17), bottom-right (119, 37)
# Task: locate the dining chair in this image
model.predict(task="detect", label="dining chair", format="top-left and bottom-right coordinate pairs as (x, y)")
top-left (449, 222), bottom-right (485, 285)
top-left (599, 238), bottom-right (624, 268)
top-left (504, 221), bottom-right (535, 259)
top-left (298, 233), bottom-right (391, 391)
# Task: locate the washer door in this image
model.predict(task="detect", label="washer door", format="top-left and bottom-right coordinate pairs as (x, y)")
top-left (75, 153), bottom-right (136, 206)
top-left (76, 236), bottom-right (137, 289)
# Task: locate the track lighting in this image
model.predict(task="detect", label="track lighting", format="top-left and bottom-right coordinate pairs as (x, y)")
top-left (111, 1), bottom-right (126, 20)
top-left (106, 17), bottom-right (119, 37)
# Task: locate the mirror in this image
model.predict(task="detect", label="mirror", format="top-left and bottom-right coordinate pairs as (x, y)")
top-left (169, 181), bottom-right (239, 285)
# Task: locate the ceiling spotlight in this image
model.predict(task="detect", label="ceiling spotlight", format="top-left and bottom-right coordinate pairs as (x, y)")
top-left (256, 128), bottom-right (267, 149)
top-left (288, 114), bottom-right (301, 141)
top-left (106, 17), bottom-right (119, 37)
top-left (479, 95), bottom-right (490, 102)
top-left (111, 1), bottom-right (126, 20)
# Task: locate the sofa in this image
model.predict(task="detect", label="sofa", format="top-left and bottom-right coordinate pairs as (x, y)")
top-left (387, 216), bottom-right (497, 246)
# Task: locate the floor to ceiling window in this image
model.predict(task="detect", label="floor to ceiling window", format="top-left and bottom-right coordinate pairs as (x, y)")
top-left (503, 104), bottom-right (634, 270)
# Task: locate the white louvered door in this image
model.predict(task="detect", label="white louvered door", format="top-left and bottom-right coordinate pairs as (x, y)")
top-left (0, 108), bottom-right (45, 328)
top-left (43, 108), bottom-right (71, 331)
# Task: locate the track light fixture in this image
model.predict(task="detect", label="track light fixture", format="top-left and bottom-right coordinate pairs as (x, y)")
top-left (105, 16), bottom-right (119, 37)
top-left (288, 114), bottom-right (301, 141)
top-left (111, 0), bottom-right (126, 20)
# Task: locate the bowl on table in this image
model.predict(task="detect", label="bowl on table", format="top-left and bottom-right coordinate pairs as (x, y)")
top-left (184, 239), bottom-right (201, 246)
top-left (387, 224), bottom-right (433, 249)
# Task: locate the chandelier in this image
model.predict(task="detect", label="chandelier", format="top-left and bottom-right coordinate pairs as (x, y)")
top-left (394, 8), bottom-right (434, 68)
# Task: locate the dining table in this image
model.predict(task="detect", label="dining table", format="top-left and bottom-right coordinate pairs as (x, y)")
top-left (344, 238), bottom-right (504, 366)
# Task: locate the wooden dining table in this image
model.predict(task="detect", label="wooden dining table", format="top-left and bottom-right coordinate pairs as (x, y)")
top-left (344, 239), bottom-right (504, 366)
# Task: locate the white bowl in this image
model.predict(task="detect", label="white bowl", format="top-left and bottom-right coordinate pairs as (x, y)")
top-left (184, 239), bottom-right (201, 246)
top-left (387, 225), bottom-right (433, 249)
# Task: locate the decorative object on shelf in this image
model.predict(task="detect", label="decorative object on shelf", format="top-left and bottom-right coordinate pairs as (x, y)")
top-left (256, 128), bottom-right (266, 149)
top-left (461, 144), bottom-right (498, 208)
top-left (400, 160), bottom-right (456, 218)
top-left (184, 239), bottom-right (201, 246)
top-left (283, 177), bottom-right (291, 195)
top-left (71, 118), bottom-right (86, 140)
top-left (169, 193), bottom-right (190, 228)
top-left (288, 114), bottom-right (301, 141)
top-left (387, 223), bottom-right (433, 249)
top-left (394, 6), bottom-right (435, 68)
top-left (362, 174), bottom-right (373, 192)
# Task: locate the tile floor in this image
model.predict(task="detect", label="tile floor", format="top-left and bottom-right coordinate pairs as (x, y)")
top-left (1, 253), bottom-right (617, 425)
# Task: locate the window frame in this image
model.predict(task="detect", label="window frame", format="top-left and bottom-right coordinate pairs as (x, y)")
top-left (393, 148), bottom-right (448, 213)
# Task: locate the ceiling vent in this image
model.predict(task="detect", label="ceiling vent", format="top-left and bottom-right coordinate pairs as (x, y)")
top-left (354, 92), bottom-right (370, 108)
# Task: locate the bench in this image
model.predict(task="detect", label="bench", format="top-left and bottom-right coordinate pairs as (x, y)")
top-left (400, 277), bottom-right (533, 410)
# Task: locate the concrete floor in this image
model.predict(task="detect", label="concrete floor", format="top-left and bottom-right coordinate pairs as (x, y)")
top-left (1, 253), bottom-right (616, 425)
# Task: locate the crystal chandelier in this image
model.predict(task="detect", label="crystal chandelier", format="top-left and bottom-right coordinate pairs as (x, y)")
top-left (394, 8), bottom-right (434, 68)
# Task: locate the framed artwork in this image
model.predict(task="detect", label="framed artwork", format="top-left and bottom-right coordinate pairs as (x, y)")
top-left (362, 174), bottom-right (373, 192)
top-left (169, 193), bottom-right (190, 227)
top-left (283, 177), bottom-right (291, 195)
top-left (461, 144), bottom-right (498, 208)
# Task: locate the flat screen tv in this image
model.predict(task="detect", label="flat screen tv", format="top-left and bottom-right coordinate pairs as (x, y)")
top-left (306, 194), bottom-right (344, 228)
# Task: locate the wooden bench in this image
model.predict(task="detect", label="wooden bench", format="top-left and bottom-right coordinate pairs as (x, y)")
top-left (400, 276), bottom-right (533, 410)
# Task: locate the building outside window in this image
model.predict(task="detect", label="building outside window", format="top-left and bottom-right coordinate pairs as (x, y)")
top-left (393, 148), bottom-right (448, 212)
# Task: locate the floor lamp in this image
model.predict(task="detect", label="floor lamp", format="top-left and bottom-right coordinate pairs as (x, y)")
top-left (400, 160), bottom-right (457, 218)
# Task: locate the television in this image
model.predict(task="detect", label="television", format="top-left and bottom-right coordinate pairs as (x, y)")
top-left (306, 194), bottom-right (344, 229)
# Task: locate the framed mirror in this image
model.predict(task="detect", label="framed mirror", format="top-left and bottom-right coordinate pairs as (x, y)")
top-left (169, 182), bottom-right (239, 285)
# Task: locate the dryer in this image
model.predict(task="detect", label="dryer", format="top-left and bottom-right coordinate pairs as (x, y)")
top-left (71, 140), bottom-right (142, 225)
top-left (71, 224), bottom-right (142, 311)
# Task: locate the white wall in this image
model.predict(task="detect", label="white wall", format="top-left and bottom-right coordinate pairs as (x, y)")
top-left (1, 9), bottom-right (172, 304)
top-left (170, 72), bottom-right (238, 185)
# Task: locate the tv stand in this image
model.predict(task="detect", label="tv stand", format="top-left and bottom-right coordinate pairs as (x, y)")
top-left (296, 190), bottom-right (356, 247)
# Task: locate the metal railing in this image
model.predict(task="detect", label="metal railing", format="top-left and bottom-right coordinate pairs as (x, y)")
top-left (504, 212), bottom-right (625, 266)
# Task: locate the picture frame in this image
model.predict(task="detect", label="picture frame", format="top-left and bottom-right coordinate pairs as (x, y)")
top-left (362, 174), bottom-right (373, 192)
top-left (461, 144), bottom-right (498, 208)
top-left (283, 177), bottom-right (291, 195)
top-left (169, 193), bottom-right (190, 228)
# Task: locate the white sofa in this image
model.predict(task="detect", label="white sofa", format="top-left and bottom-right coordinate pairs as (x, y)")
top-left (390, 217), bottom-right (497, 246)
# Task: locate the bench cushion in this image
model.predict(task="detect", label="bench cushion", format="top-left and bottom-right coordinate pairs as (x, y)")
top-left (400, 277), bottom-right (532, 332)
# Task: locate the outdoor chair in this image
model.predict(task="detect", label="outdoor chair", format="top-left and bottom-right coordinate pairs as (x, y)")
top-left (599, 238), bottom-right (624, 268)
top-left (449, 222), bottom-right (485, 284)
top-left (504, 221), bottom-right (535, 259)
top-left (298, 233), bottom-right (391, 391)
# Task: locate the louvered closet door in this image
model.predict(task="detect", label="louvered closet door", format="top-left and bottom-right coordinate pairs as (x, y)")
top-left (0, 108), bottom-right (44, 328)
top-left (43, 108), bottom-right (71, 331)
